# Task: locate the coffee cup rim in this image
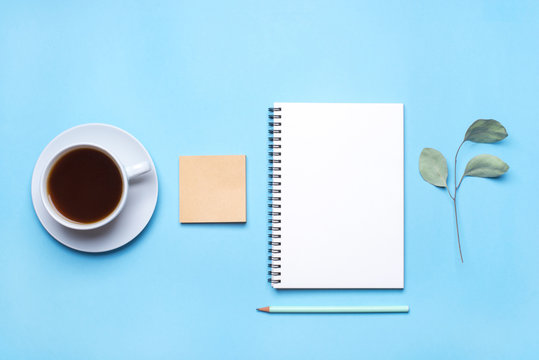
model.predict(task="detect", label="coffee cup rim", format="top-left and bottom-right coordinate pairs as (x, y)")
top-left (40, 143), bottom-right (129, 231)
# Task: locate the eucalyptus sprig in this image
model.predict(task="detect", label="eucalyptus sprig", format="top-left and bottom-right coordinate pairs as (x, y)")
top-left (419, 120), bottom-right (509, 263)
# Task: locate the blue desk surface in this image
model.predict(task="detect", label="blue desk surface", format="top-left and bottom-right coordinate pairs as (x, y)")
top-left (1, 1), bottom-right (538, 359)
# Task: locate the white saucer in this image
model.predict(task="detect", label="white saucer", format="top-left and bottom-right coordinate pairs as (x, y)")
top-left (31, 124), bottom-right (158, 253)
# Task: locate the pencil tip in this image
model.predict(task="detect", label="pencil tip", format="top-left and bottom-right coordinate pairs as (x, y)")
top-left (257, 307), bottom-right (269, 312)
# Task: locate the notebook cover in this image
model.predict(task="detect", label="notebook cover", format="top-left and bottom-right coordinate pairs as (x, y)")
top-left (269, 103), bottom-right (403, 289)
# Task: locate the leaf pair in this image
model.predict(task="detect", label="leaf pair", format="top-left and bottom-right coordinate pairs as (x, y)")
top-left (419, 120), bottom-right (509, 188)
top-left (420, 150), bottom-right (509, 187)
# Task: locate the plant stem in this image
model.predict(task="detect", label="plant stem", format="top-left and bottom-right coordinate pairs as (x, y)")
top-left (454, 141), bottom-right (464, 263)
top-left (455, 141), bottom-right (463, 191)
top-left (457, 175), bottom-right (464, 190)
top-left (453, 196), bottom-right (463, 263)
top-left (446, 187), bottom-right (454, 200)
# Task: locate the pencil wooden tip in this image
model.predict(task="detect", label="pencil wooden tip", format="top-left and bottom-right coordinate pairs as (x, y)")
top-left (257, 307), bottom-right (269, 312)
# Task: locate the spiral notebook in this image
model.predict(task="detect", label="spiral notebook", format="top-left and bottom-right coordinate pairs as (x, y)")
top-left (268, 103), bottom-right (404, 289)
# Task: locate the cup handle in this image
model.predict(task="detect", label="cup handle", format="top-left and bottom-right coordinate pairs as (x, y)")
top-left (125, 161), bottom-right (151, 180)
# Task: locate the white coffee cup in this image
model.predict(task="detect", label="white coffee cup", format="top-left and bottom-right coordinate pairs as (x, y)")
top-left (40, 143), bottom-right (150, 230)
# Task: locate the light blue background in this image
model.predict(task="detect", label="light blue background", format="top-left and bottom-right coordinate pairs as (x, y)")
top-left (1, 1), bottom-right (538, 359)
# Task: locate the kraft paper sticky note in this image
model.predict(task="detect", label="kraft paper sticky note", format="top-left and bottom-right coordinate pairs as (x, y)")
top-left (179, 155), bottom-right (246, 223)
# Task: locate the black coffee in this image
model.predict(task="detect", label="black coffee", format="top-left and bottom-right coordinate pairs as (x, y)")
top-left (47, 147), bottom-right (123, 224)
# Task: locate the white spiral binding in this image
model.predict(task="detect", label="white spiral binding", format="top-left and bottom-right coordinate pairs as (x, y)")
top-left (268, 107), bottom-right (282, 284)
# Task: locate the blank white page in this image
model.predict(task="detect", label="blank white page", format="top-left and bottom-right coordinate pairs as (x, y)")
top-left (271, 103), bottom-right (403, 289)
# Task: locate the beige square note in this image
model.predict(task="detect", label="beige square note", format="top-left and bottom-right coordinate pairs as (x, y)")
top-left (179, 155), bottom-right (246, 223)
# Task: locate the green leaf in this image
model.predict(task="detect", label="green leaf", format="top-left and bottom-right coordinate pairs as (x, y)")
top-left (463, 119), bottom-right (508, 143)
top-left (463, 154), bottom-right (509, 178)
top-left (419, 148), bottom-right (448, 187)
